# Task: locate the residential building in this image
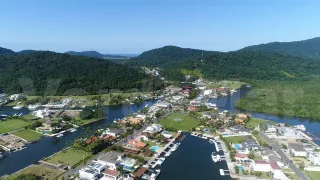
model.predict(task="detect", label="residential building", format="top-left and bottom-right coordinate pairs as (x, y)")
top-left (155, 102), bottom-right (171, 109)
top-left (101, 169), bottom-right (120, 180)
top-left (288, 143), bottom-right (308, 157)
top-left (308, 152), bottom-right (320, 165)
top-left (276, 127), bottom-right (306, 139)
top-left (97, 152), bottom-right (124, 170)
top-left (128, 139), bottom-right (146, 149)
top-left (187, 106), bottom-right (198, 112)
top-left (103, 128), bottom-right (124, 137)
top-left (235, 114), bottom-right (249, 124)
top-left (235, 153), bottom-right (249, 161)
top-left (79, 167), bottom-right (99, 180)
top-left (87, 162), bottom-right (106, 173)
top-left (143, 124), bottom-right (162, 134)
top-left (9, 94), bottom-right (24, 101)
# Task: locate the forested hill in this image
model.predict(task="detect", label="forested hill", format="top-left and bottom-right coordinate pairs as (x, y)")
top-left (0, 51), bottom-right (162, 95)
top-left (127, 46), bottom-right (320, 81)
top-left (240, 37), bottom-right (320, 60)
top-left (0, 47), bottom-right (15, 55)
top-left (128, 46), bottom-right (214, 67)
top-left (65, 51), bottom-right (130, 59)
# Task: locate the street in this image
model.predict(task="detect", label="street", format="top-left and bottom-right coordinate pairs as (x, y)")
top-left (260, 132), bottom-right (308, 180)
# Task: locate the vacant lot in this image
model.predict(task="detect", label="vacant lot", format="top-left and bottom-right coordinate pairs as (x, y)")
top-left (4, 165), bottom-right (62, 180)
top-left (46, 148), bottom-right (91, 166)
top-left (12, 129), bottom-right (42, 142)
top-left (245, 118), bottom-right (269, 129)
top-left (0, 119), bottom-right (31, 134)
top-left (160, 113), bottom-right (200, 131)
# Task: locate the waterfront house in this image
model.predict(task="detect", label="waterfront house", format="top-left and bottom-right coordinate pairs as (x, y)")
top-left (122, 144), bottom-right (140, 154)
top-left (155, 102), bottom-right (172, 109)
top-left (133, 167), bottom-right (148, 178)
top-left (252, 160), bottom-right (288, 180)
top-left (235, 114), bottom-right (249, 124)
top-left (143, 124), bottom-right (163, 134)
top-left (86, 136), bottom-right (98, 145)
top-left (288, 143), bottom-right (308, 157)
top-left (103, 128), bottom-right (124, 137)
top-left (128, 117), bottom-right (143, 124)
top-left (128, 139), bottom-right (146, 149)
top-left (97, 152), bottom-right (125, 170)
top-left (276, 127), bottom-right (307, 139)
top-left (101, 169), bottom-right (120, 180)
top-left (121, 158), bottom-right (137, 172)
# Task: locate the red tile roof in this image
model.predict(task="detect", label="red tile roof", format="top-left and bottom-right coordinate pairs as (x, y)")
top-left (255, 160), bottom-right (281, 170)
top-left (103, 169), bottom-right (120, 177)
top-left (133, 167), bottom-right (148, 177)
top-left (235, 153), bottom-right (248, 158)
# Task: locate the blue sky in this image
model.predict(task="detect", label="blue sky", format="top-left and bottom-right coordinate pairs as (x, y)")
top-left (1, 0), bottom-right (319, 54)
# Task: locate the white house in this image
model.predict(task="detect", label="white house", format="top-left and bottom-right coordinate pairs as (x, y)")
top-left (143, 124), bottom-right (162, 134)
top-left (87, 162), bottom-right (106, 173)
top-left (252, 160), bottom-right (288, 180)
top-left (155, 102), bottom-right (171, 109)
top-left (308, 152), bottom-right (320, 165)
top-left (97, 152), bottom-right (124, 170)
top-left (277, 127), bottom-right (303, 139)
top-left (203, 89), bottom-right (213, 96)
top-left (9, 94), bottom-right (24, 101)
top-left (32, 108), bottom-right (52, 118)
top-left (288, 143), bottom-right (308, 157)
top-left (79, 167), bottom-right (99, 180)
top-left (102, 128), bottom-right (124, 137)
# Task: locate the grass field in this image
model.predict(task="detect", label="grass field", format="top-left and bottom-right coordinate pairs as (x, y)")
top-left (45, 148), bottom-right (91, 166)
top-left (4, 165), bottom-right (62, 180)
top-left (222, 80), bottom-right (246, 89)
top-left (0, 119), bottom-right (31, 134)
top-left (245, 118), bottom-right (269, 129)
top-left (305, 171), bottom-right (320, 180)
top-left (12, 129), bottom-right (42, 142)
top-left (223, 136), bottom-right (248, 144)
top-left (72, 117), bottom-right (105, 126)
top-left (160, 113), bottom-right (200, 132)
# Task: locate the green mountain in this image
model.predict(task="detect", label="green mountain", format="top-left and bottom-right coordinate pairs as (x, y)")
top-left (128, 46), bottom-right (320, 81)
top-left (0, 51), bottom-right (162, 95)
top-left (0, 47), bottom-right (15, 55)
top-left (240, 37), bottom-right (320, 60)
top-left (65, 51), bottom-right (130, 59)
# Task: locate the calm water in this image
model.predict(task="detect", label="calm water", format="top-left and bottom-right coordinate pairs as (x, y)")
top-left (2, 87), bottom-right (320, 177)
top-left (158, 133), bottom-right (231, 180)
top-left (0, 101), bottom-right (156, 176)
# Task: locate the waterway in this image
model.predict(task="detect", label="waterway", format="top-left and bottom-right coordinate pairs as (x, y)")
top-left (157, 133), bottom-right (231, 180)
top-left (0, 100), bottom-right (156, 176)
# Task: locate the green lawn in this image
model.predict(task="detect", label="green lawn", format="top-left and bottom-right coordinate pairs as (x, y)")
top-left (45, 148), bottom-right (91, 166)
top-left (4, 165), bottom-right (62, 180)
top-left (72, 117), bottom-right (105, 126)
top-left (222, 80), bottom-right (246, 89)
top-left (0, 119), bottom-right (31, 134)
top-left (245, 118), bottom-right (269, 129)
top-left (223, 136), bottom-right (248, 144)
top-left (159, 113), bottom-right (200, 131)
top-left (305, 171), bottom-right (320, 180)
top-left (12, 129), bottom-right (42, 142)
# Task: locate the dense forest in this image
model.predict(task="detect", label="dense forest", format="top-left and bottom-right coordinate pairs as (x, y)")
top-left (65, 51), bottom-right (130, 59)
top-left (0, 47), bottom-right (14, 55)
top-left (241, 37), bottom-right (320, 60)
top-left (127, 46), bottom-right (320, 81)
top-left (0, 51), bottom-right (163, 95)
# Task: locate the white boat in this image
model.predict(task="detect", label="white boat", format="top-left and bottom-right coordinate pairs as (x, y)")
top-left (191, 132), bottom-right (199, 136)
top-left (209, 139), bottom-right (215, 144)
top-left (56, 134), bottom-right (63, 138)
top-left (27, 104), bottom-right (41, 110)
top-left (294, 125), bottom-right (306, 131)
top-left (211, 152), bottom-right (220, 163)
top-left (201, 136), bottom-right (208, 139)
top-left (150, 169), bottom-right (161, 180)
top-left (69, 128), bottom-right (77, 132)
top-left (164, 151), bottom-right (171, 157)
top-left (170, 146), bottom-right (177, 152)
top-left (13, 105), bottom-right (23, 110)
top-left (157, 157), bottom-right (165, 165)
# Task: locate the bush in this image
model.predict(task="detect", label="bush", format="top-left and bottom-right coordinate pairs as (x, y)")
top-left (80, 109), bottom-right (94, 119)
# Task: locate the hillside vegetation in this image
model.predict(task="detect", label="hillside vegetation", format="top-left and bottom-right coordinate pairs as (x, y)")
top-left (241, 37), bottom-right (320, 60)
top-left (128, 46), bottom-right (320, 81)
top-left (0, 51), bottom-right (162, 95)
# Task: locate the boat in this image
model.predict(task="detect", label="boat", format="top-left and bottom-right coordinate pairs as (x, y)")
top-left (13, 105), bottom-right (23, 110)
top-left (56, 134), bottom-right (63, 138)
top-left (27, 104), bottom-right (41, 110)
top-left (294, 124), bottom-right (306, 131)
top-left (170, 146), bottom-right (177, 152)
top-left (201, 136), bottom-right (208, 139)
top-left (157, 157), bottom-right (165, 165)
top-left (164, 151), bottom-right (171, 157)
top-left (69, 128), bottom-right (77, 132)
top-left (209, 139), bottom-right (215, 144)
top-left (150, 169), bottom-right (161, 180)
top-left (211, 152), bottom-right (220, 163)
top-left (191, 132), bottom-right (199, 136)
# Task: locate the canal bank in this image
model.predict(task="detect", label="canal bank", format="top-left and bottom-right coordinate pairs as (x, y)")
top-left (0, 100), bottom-right (156, 176)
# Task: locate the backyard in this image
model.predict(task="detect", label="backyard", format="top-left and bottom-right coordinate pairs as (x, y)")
top-left (0, 119), bottom-right (31, 134)
top-left (4, 165), bottom-right (62, 180)
top-left (12, 129), bottom-right (43, 142)
top-left (223, 136), bottom-right (248, 144)
top-left (159, 113), bottom-right (200, 132)
top-left (45, 148), bottom-right (91, 166)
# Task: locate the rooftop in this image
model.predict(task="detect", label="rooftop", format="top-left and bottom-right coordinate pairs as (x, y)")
top-left (133, 167), bottom-right (148, 177)
top-left (288, 143), bottom-right (306, 152)
top-left (98, 152), bottom-right (124, 164)
top-left (102, 169), bottom-right (120, 177)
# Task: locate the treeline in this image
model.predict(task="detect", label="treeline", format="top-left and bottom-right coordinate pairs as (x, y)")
top-left (0, 51), bottom-right (164, 95)
top-left (127, 46), bottom-right (320, 81)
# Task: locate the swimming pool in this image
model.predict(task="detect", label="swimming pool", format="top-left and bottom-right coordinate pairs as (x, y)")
top-left (150, 146), bottom-right (159, 152)
top-left (162, 131), bottom-right (169, 134)
top-left (237, 165), bottom-right (243, 173)
top-left (233, 144), bottom-right (242, 149)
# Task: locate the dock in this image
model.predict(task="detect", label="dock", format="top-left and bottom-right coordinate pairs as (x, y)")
top-left (219, 169), bottom-right (230, 176)
top-left (146, 132), bottom-right (181, 167)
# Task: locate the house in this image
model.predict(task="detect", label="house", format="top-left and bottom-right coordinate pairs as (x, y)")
top-left (187, 106), bottom-right (198, 112)
top-left (86, 137), bottom-right (98, 145)
top-left (101, 169), bottom-right (120, 180)
top-left (79, 167), bottom-right (99, 180)
top-left (103, 128), bottom-right (124, 137)
top-left (288, 143), bottom-right (308, 157)
top-left (189, 100), bottom-right (201, 107)
top-left (61, 98), bottom-right (72, 105)
top-left (203, 89), bottom-right (213, 96)
top-left (202, 112), bottom-right (218, 119)
top-left (155, 102), bottom-right (171, 109)
top-left (235, 153), bottom-right (249, 161)
top-left (87, 162), bottom-right (106, 173)
top-left (133, 167), bottom-right (148, 178)
top-left (128, 139), bottom-right (146, 149)
top-left (253, 160), bottom-right (281, 172)
top-left (32, 108), bottom-right (52, 118)
top-left (308, 152), bottom-right (320, 165)
top-left (128, 117), bottom-right (143, 124)
top-left (122, 144), bottom-right (140, 154)
top-left (143, 124), bottom-right (162, 134)
top-left (277, 127), bottom-right (304, 139)
top-left (97, 152), bottom-right (125, 170)
top-left (235, 114), bottom-right (249, 124)
top-left (9, 94), bottom-right (24, 101)
top-left (121, 158), bottom-right (137, 172)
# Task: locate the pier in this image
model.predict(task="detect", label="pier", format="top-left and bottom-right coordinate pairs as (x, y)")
top-left (146, 132), bottom-right (181, 167)
top-left (219, 169), bottom-right (230, 176)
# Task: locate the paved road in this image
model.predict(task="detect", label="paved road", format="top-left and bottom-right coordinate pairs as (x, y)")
top-left (260, 132), bottom-right (308, 180)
